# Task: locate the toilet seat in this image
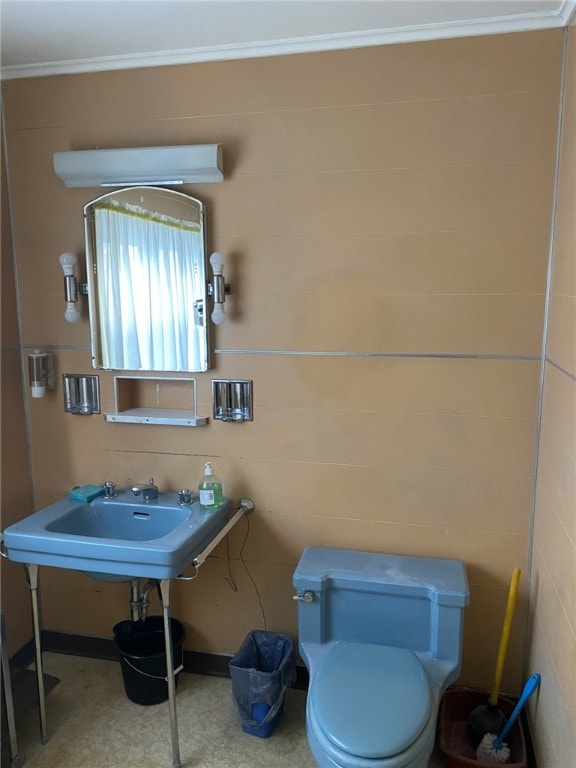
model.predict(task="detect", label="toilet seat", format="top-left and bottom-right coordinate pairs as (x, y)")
top-left (309, 643), bottom-right (432, 760)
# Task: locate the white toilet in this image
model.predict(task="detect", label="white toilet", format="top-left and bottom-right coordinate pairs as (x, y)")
top-left (293, 547), bottom-right (469, 768)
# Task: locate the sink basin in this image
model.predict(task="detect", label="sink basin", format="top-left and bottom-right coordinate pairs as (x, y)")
top-left (45, 498), bottom-right (191, 540)
top-left (3, 491), bottom-right (230, 581)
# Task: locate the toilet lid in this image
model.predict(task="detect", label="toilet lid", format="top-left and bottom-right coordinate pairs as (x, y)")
top-left (310, 642), bottom-right (431, 759)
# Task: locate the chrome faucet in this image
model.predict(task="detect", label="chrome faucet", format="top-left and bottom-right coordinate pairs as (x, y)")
top-left (131, 478), bottom-right (159, 501)
top-left (103, 481), bottom-right (117, 498)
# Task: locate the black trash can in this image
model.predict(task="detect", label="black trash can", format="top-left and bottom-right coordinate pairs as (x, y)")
top-left (113, 616), bottom-right (185, 706)
top-left (229, 630), bottom-right (296, 737)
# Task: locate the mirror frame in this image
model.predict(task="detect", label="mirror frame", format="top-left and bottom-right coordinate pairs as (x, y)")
top-left (84, 186), bottom-right (210, 373)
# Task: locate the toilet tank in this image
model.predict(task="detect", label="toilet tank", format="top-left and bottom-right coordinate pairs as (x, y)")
top-left (293, 547), bottom-right (469, 662)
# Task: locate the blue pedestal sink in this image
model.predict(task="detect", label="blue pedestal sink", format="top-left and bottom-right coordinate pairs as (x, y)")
top-left (2, 491), bottom-right (230, 581)
top-left (2, 490), bottom-right (253, 768)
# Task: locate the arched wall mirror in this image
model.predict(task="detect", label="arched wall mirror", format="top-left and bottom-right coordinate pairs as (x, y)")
top-left (84, 186), bottom-right (209, 372)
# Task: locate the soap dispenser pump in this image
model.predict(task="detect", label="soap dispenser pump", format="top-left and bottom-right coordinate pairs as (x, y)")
top-left (198, 462), bottom-right (223, 510)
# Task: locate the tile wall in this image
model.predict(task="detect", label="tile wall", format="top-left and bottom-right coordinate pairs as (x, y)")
top-left (528, 18), bottom-right (576, 767)
top-left (1, 120), bottom-right (34, 654)
top-left (1, 29), bottom-right (563, 704)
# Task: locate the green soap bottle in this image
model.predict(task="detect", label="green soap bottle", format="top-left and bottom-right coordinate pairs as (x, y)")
top-left (198, 462), bottom-right (224, 510)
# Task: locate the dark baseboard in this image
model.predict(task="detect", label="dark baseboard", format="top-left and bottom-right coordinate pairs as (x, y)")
top-left (8, 638), bottom-right (36, 670)
top-left (38, 630), bottom-right (310, 690)
top-left (42, 630), bottom-right (117, 661)
top-left (1, 667), bottom-right (59, 758)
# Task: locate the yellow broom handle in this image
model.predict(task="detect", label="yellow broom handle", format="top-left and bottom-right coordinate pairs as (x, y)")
top-left (489, 567), bottom-right (521, 705)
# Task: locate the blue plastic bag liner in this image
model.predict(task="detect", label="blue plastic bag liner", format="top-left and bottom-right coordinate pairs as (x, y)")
top-left (229, 630), bottom-right (296, 736)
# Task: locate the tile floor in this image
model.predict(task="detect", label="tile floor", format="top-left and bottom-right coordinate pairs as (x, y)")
top-left (11, 653), bottom-right (447, 768)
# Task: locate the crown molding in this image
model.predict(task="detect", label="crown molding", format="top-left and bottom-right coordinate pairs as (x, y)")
top-left (564, 0), bottom-right (576, 22)
top-left (1, 5), bottom-right (573, 81)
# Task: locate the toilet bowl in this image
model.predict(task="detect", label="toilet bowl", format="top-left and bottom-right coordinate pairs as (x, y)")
top-left (293, 547), bottom-right (469, 768)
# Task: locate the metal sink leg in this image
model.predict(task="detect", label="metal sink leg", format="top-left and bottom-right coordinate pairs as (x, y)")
top-left (25, 563), bottom-right (48, 744)
top-left (1, 608), bottom-right (25, 767)
top-left (159, 579), bottom-right (181, 768)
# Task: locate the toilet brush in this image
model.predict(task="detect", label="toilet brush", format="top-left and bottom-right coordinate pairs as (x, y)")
top-left (469, 568), bottom-right (521, 738)
top-left (476, 673), bottom-right (541, 764)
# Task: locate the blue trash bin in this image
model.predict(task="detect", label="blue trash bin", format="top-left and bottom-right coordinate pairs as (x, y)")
top-left (229, 630), bottom-right (296, 737)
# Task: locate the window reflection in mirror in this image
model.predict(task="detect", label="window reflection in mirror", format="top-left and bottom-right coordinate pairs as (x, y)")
top-left (84, 187), bottom-right (209, 372)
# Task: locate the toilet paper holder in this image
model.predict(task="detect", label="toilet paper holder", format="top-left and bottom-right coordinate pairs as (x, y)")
top-left (63, 374), bottom-right (100, 415)
top-left (212, 379), bottom-right (253, 422)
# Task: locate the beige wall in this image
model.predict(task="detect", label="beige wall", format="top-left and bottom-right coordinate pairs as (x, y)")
top-left (528, 18), bottom-right (576, 767)
top-left (1, 117), bottom-right (34, 654)
top-left (1, 29), bottom-right (564, 698)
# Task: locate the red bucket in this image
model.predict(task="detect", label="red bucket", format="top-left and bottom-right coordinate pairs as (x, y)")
top-left (438, 688), bottom-right (527, 768)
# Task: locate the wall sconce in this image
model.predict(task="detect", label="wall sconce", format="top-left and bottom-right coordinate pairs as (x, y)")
top-left (27, 350), bottom-right (55, 398)
top-left (60, 249), bottom-right (230, 327)
top-left (208, 252), bottom-right (231, 325)
top-left (59, 252), bottom-right (88, 323)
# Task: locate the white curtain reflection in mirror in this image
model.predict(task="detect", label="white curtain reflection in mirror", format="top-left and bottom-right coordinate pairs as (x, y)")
top-left (93, 200), bottom-right (206, 371)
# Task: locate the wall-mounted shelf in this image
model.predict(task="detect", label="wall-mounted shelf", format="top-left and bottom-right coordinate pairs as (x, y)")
top-left (104, 376), bottom-right (208, 427)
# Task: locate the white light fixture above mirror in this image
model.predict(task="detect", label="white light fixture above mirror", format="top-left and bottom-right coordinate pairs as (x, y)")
top-left (53, 144), bottom-right (223, 187)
